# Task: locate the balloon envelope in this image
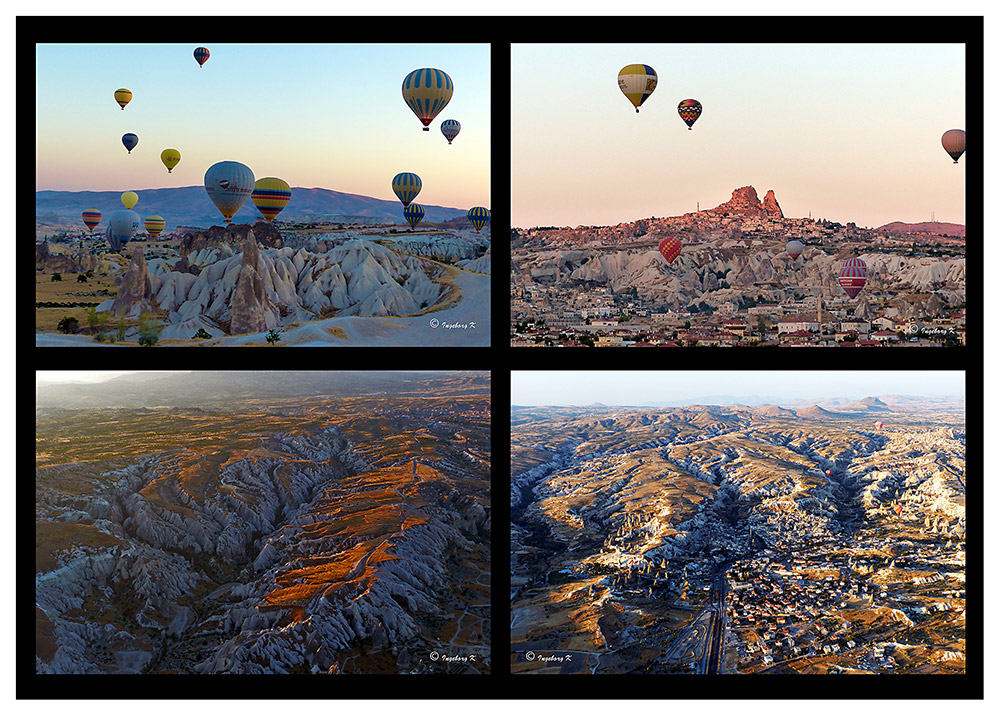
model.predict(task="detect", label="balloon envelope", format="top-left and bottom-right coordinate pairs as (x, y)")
top-left (121, 191), bottom-right (138, 210)
top-left (392, 172), bottom-right (422, 206)
top-left (252, 177), bottom-right (292, 221)
top-left (838, 257), bottom-right (868, 299)
top-left (82, 210), bottom-right (102, 231)
top-left (194, 46), bottom-right (210, 67)
top-left (204, 161), bottom-right (255, 224)
top-left (108, 209), bottom-right (141, 251)
top-left (677, 99), bottom-right (702, 129)
top-left (786, 240), bottom-right (804, 260)
top-left (122, 133), bottom-right (139, 154)
top-left (893, 504), bottom-right (903, 516)
top-left (941, 129), bottom-right (965, 163)
top-left (658, 237), bottom-right (682, 264)
top-left (403, 203), bottom-right (425, 229)
top-left (402, 68), bottom-right (453, 130)
top-left (441, 119), bottom-right (461, 144)
top-left (144, 216), bottom-right (165, 239)
top-left (114, 88), bottom-right (132, 110)
top-left (618, 64), bottom-right (657, 112)
top-left (468, 207), bottom-right (490, 232)
top-left (160, 148), bottom-right (181, 173)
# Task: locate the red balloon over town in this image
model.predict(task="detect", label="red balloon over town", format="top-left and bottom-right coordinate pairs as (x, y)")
top-left (838, 257), bottom-right (868, 299)
top-left (658, 237), bottom-right (682, 264)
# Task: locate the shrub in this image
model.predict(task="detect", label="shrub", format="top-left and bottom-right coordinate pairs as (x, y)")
top-left (137, 331), bottom-right (159, 346)
top-left (265, 329), bottom-right (281, 345)
top-left (192, 328), bottom-right (212, 340)
top-left (77, 274), bottom-right (88, 282)
top-left (51, 273), bottom-right (62, 282)
top-left (57, 316), bottom-right (79, 334)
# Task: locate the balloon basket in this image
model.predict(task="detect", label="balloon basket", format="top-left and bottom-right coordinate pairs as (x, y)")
top-left (423, 127), bottom-right (429, 131)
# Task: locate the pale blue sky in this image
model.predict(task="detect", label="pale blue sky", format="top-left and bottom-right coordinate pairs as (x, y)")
top-left (512, 43), bottom-right (965, 229)
top-left (36, 43), bottom-right (490, 209)
top-left (511, 371), bottom-right (964, 406)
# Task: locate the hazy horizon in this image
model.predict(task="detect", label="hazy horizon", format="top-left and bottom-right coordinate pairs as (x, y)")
top-left (511, 371), bottom-right (964, 407)
top-left (512, 43), bottom-right (965, 229)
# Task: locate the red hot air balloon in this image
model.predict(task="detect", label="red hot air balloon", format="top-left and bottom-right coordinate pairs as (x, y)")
top-left (786, 240), bottom-right (804, 260)
top-left (658, 237), bottom-right (682, 264)
top-left (838, 258), bottom-right (868, 299)
top-left (941, 129), bottom-right (965, 163)
top-left (826, 470), bottom-right (833, 476)
top-left (875, 421), bottom-right (883, 430)
top-left (893, 504), bottom-right (903, 517)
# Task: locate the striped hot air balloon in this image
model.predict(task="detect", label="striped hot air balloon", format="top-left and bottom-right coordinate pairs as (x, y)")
top-left (618, 64), bottom-right (657, 113)
top-left (252, 177), bottom-right (292, 222)
top-left (204, 161), bottom-right (255, 224)
top-left (114, 88), bottom-right (132, 110)
top-left (144, 216), bottom-right (165, 240)
top-left (786, 240), bottom-right (804, 260)
top-left (677, 99), bottom-right (703, 129)
top-left (403, 203), bottom-right (425, 229)
top-left (658, 237), bottom-right (682, 264)
top-left (392, 172), bottom-right (422, 206)
top-left (194, 47), bottom-right (210, 68)
top-left (402, 68), bottom-right (453, 130)
top-left (441, 119), bottom-right (461, 144)
top-left (838, 257), bottom-right (868, 299)
top-left (82, 210), bottom-right (102, 232)
top-left (468, 206), bottom-right (490, 232)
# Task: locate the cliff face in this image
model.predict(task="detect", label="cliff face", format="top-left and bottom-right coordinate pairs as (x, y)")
top-left (708, 186), bottom-right (784, 219)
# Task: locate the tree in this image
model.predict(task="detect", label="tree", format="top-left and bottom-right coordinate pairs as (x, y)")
top-left (192, 328), bottom-right (212, 340)
top-left (684, 320), bottom-right (691, 330)
top-left (265, 329), bottom-right (281, 345)
top-left (51, 273), bottom-right (62, 282)
top-left (757, 317), bottom-right (767, 335)
top-left (137, 332), bottom-right (159, 346)
top-left (57, 316), bottom-right (79, 334)
top-left (116, 317), bottom-right (128, 342)
top-left (77, 273), bottom-right (88, 283)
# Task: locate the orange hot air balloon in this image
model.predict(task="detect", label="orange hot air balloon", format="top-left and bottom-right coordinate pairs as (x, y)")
top-left (893, 503), bottom-right (903, 517)
top-left (658, 237), bottom-right (682, 264)
top-left (826, 470), bottom-right (833, 476)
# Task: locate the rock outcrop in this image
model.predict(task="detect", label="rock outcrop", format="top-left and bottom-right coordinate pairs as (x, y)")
top-left (708, 186), bottom-right (783, 219)
top-left (109, 249), bottom-right (153, 316)
top-left (180, 220), bottom-right (283, 259)
top-left (229, 235), bottom-right (272, 335)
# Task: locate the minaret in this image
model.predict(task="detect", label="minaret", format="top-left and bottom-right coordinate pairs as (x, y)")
top-left (697, 201), bottom-right (700, 212)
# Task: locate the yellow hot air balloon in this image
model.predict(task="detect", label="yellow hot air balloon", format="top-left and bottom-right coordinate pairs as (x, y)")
top-left (402, 68), bottom-right (453, 131)
top-left (252, 177), bottom-right (292, 222)
top-left (160, 148), bottom-right (181, 173)
top-left (121, 191), bottom-right (138, 210)
top-left (144, 216), bottom-right (165, 240)
top-left (114, 88), bottom-right (132, 110)
top-left (618, 64), bottom-right (657, 113)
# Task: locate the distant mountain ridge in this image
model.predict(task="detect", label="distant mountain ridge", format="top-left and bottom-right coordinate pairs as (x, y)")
top-left (36, 186), bottom-right (469, 230)
top-left (877, 221), bottom-right (965, 237)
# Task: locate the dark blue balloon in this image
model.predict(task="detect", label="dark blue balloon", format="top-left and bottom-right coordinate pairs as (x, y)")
top-left (122, 133), bottom-right (139, 154)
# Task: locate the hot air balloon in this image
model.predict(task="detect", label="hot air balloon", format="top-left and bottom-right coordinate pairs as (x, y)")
top-left (677, 99), bottom-right (702, 129)
top-left (122, 133), bottom-right (139, 154)
top-left (941, 129), bottom-right (965, 163)
top-left (121, 191), bottom-right (138, 210)
top-left (82, 210), bottom-right (102, 232)
top-left (786, 240), bottom-right (804, 260)
top-left (838, 258), bottom-right (868, 299)
top-left (392, 172), bottom-right (422, 206)
top-left (160, 148), bottom-right (181, 173)
top-left (402, 68), bottom-right (453, 131)
top-left (403, 203), bottom-right (425, 229)
top-left (893, 504), bottom-right (903, 517)
top-left (204, 161), bottom-right (255, 224)
top-left (114, 88), bottom-right (132, 110)
top-left (144, 216), bottom-right (165, 240)
top-left (618, 64), bottom-right (657, 113)
top-left (468, 207), bottom-right (490, 232)
top-left (658, 237), bottom-right (682, 264)
top-left (194, 47), bottom-right (210, 68)
top-left (441, 119), bottom-right (461, 144)
top-left (875, 421), bottom-right (884, 430)
top-left (826, 470), bottom-right (833, 476)
top-left (252, 177), bottom-right (292, 222)
top-left (107, 209), bottom-right (141, 252)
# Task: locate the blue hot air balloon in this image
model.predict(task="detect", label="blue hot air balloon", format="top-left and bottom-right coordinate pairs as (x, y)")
top-left (403, 203), bottom-right (425, 229)
top-left (107, 209), bottom-right (141, 252)
top-left (468, 206), bottom-right (490, 232)
top-left (204, 161), bottom-right (255, 224)
top-left (122, 133), bottom-right (139, 154)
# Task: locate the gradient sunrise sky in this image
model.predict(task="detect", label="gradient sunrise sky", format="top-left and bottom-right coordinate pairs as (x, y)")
top-left (512, 43), bottom-right (965, 229)
top-left (35, 43), bottom-right (490, 209)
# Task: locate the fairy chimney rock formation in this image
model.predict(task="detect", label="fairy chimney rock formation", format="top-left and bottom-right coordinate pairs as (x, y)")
top-left (110, 248), bottom-right (153, 316)
top-left (229, 233), bottom-right (270, 335)
top-left (709, 186), bottom-right (784, 219)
